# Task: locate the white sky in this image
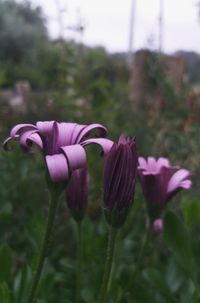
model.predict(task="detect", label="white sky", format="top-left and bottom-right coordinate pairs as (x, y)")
top-left (30, 0), bottom-right (200, 53)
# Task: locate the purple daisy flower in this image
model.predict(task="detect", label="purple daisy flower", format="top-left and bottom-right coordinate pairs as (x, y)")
top-left (3, 121), bottom-right (113, 183)
top-left (103, 135), bottom-right (138, 227)
top-left (138, 156), bottom-right (192, 221)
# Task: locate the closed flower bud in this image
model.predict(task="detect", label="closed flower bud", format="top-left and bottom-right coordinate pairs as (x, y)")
top-left (103, 135), bottom-right (138, 228)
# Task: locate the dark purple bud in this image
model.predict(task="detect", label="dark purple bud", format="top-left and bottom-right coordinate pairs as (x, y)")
top-left (103, 135), bottom-right (138, 228)
top-left (66, 168), bottom-right (88, 221)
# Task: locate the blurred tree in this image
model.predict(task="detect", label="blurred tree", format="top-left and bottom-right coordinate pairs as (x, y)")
top-left (0, 0), bottom-right (48, 62)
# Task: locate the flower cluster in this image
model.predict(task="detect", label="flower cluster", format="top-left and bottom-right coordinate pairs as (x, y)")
top-left (4, 121), bottom-right (192, 227)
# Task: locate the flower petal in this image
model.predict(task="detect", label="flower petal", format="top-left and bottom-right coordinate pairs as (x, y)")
top-left (3, 136), bottom-right (17, 151)
top-left (157, 157), bottom-right (170, 171)
top-left (19, 130), bottom-right (43, 153)
top-left (10, 123), bottom-right (36, 137)
top-left (138, 157), bottom-right (147, 170)
top-left (147, 157), bottom-right (157, 171)
top-left (36, 121), bottom-right (55, 136)
top-left (76, 123), bottom-right (107, 143)
top-left (82, 138), bottom-right (113, 155)
top-left (167, 169), bottom-right (191, 193)
top-left (46, 154), bottom-right (69, 182)
top-left (55, 122), bottom-right (81, 146)
top-left (61, 145), bottom-right (87, 171)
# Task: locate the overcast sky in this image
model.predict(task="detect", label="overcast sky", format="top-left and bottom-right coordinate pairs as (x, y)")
top-left (29, 0), bottom-right (200, 53)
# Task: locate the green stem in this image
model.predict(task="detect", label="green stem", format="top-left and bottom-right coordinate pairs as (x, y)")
top-left (136, 224), bottom-right (151, 272)
top-left (75, 221), bottom-right (82, 303)
top-left (98, 227), bottom-right (118, 303)
top-left (27, 190), bottom-right (59, 303)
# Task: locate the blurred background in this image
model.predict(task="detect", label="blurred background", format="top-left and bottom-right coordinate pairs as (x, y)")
top-left (0, 0), bottom-right (200, 302)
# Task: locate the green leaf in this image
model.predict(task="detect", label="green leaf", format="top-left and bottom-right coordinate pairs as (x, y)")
top-left (0, 245), bottom-right (13, 283)
top-left (163, 211), bottom-right (196, 282)
top-left (0, 282), bottom-right (10, 303)
top-left (142, 268), bottom-right (177, 303)
top-left (14, 266), bottom-right (32, 303)
top-left (182, 200), bottom-right (200, 226)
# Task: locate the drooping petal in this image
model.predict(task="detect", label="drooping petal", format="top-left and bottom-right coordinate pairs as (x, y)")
top-left (10, 123), bottom-right (36, 137)
top-left (46, 154), bottom-right (69, 182)
top-left (179, 180), bottom-right (192, 189)
top-left (19, 130), bottom-right (43, 153)
top-left (3, 136), bottom-right (17, 151)
top-left (61, 145), bottom-right (87, 171)
top-left (36, 121), bottom-right (55, 136)
top-left (82, 138), bottom-right (114, 155)
top-left (71, 123), bottom-right (87, 144)
top-left (75, 123), bottom-right (107, 143)
top-left (167, 169), bottom-right (191, 194)
top-left (36, 121), bottom-right (56, 155)
top-left (55, 122), bottom-right (81, 146)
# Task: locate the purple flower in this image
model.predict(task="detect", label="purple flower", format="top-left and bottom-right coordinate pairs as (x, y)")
top-left (66, 167), bottom-right (88, 221)
top-left (3, 121), bottom-right (113, 183)
top-left (153, 218), bottom-right (164, 233)
top-left (103, 135), bottom-right (138, 227)
top-left (138, 156), bottom-right (192, 219)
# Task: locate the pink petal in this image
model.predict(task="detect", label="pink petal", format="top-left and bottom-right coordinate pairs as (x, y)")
top-left (46, 154), bottom-right (69, 182)
top-left (36, 121), bottom-right (55, 136)
top-left (19, 130), bottom-right (43, 152)
top-left (167, 169), bottom-right (191, 193)
top-left (10, 123), bottom-right (36, 137)
top-left (75, 124), bottom-right (107, 143)
top-left (56, 123), bottom-right (83, 146)
top-left (71, 124), bottom-right (87, 143)
top-left (82, 138), bottom-right (114, 155)
top-left (147, 157), bottom-right (157, 171)
top-left (61, 145), bottom-right (87, 171)
top-left (138, 157), bottom-right (147, 170)
top-left (157, 157), bottom-right (170, 171)
top-left (179, 180), bottom-right (192, 190)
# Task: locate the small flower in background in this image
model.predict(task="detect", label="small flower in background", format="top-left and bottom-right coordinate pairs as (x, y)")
top-left (153, 218), bottom-right (164, 233)
top-left (66, 167), bottom-right (88, 221)
top-left (103, 135), bottom-right (138, 228)
top-left (138, 156), bottom-right (192, 225)
top-left (3, 121), bottom-right (113, 183)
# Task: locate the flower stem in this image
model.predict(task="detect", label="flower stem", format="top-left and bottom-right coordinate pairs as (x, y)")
top-left (136, 224), bottom-right (151, 271)
top-left (75, 220), bottom-right (82, 303)
top-left (27, 190), bottom-right (60, 303)
top-left (98, 227), bottom-right (118, 303)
